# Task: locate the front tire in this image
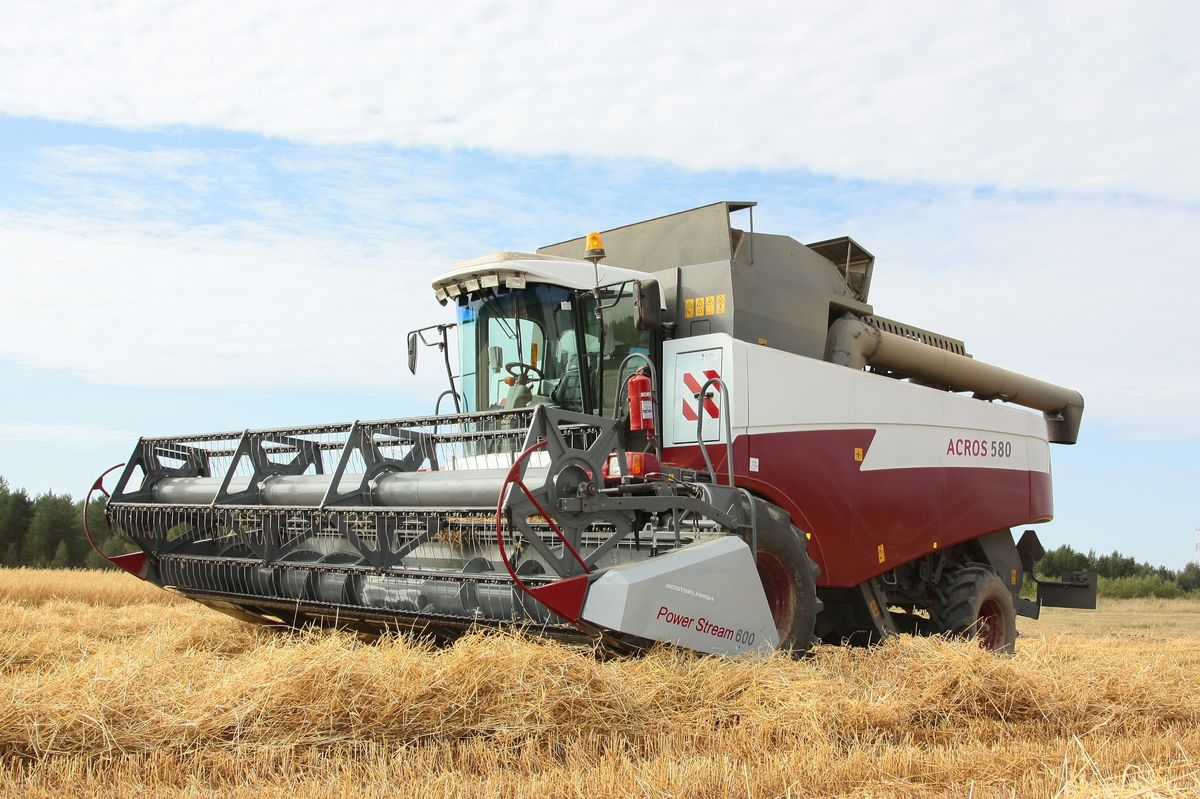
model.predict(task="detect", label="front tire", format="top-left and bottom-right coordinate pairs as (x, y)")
top-left (749, 499), bottom-right (819, 654)
top-left (929, 563), bottom-right (1017, 653)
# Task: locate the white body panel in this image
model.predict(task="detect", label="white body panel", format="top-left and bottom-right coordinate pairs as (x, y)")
top-left (662, 333), bottom-right (1051, 474)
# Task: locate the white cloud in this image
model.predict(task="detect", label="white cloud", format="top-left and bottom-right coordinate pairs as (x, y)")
top-left (2, 1), bottom-right (1198, 201)
top-left (0, 422), bottom-right (134, 446)
top-left (0, 209), bottom-right (452, 398)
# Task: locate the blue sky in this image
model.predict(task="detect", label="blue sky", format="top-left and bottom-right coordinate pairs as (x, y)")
top-left (1, 2), bottom-right (1198, 568)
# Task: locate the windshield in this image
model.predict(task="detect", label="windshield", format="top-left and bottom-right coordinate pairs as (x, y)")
top-left (457, 284), bottom-right (582, 412)
top-left (456, 281), bottom-right (653, 415)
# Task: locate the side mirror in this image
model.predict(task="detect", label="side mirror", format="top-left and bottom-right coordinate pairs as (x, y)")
top-left (634, 279), bottom-right (663, 331)
top-left (407, 331), bottom-right (418, 374)
top-left (488, 345), bottom-right (504, 373)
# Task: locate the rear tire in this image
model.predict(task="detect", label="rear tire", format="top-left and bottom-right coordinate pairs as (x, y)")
top-left (749, 499), bottom-right (819, 654)
top-left (929, 563), bottom-right (1017, 653)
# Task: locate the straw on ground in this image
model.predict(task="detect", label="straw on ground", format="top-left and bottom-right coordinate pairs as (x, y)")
top-left (1, 568), bottom-right (1197, 798)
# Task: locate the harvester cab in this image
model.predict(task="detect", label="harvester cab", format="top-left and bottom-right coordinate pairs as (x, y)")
top-left (87, 201), bottom-right (1093, 657)
top-left (426, 253), bottom-right (663, 419)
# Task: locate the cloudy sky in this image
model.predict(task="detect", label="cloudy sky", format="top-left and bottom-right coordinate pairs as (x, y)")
top-left (1, 1), bottom-right (1198, 567)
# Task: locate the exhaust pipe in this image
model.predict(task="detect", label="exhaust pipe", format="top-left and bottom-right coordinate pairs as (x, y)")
top-left (826, 316), bottom-right (1084, 444)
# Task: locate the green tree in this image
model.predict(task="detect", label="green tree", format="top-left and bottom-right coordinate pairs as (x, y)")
top-left (1, 488), bottom-right (33, 566)
top-left (1094, 549), bottom-right (1140, 579)
top-left (1099, 574), bottom-right (1184, 599)
top-left (1178, 562), bottom-right (1200, 593)
top-left (1038, 544), bottom-right (1089, 577)
top-left (0, 477), bottom-right (10, 561)
top-left (50, 540), bottom-right (72, 569)
top-left (25, 493), bottom-right (79, 567)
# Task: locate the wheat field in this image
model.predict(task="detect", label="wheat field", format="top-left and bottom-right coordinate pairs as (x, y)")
top-left (0, 568), bottom-right (1197, 798)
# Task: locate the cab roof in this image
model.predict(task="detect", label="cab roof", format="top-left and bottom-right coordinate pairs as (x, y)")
top-left (431, 252), bottom-right (654, 303)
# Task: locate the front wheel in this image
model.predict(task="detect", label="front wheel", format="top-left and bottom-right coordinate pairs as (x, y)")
top-left (749, 499), bottom-right (819, 654)
top-left (929, 564), bottom-right (1017, 653)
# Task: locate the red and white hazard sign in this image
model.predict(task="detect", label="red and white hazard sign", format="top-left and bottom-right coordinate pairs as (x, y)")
top-left (681, 369), bottom-right (721, 421)
top-left (670, 346), bottom-right (726, 446)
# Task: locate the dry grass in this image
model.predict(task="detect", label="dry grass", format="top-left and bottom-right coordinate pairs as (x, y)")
top-left (1032, 596), bottom-right (1200, 640)
top-left (0, 569), bottom-right (1197, 798)
top-left (0, 567), bottom-right (183, 607)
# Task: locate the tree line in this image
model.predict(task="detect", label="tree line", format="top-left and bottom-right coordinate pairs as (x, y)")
top-left (1039, 543), bottom-right (1200, 598)
top-left (0, 476), bottom-right (131, 570)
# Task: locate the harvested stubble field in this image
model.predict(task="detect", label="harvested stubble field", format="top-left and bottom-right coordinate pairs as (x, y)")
top-left (1, 569), bottom-right (1197, 799)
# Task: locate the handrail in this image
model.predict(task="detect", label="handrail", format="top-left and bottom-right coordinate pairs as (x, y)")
top-left (695, 376), bottom-right (735, 488)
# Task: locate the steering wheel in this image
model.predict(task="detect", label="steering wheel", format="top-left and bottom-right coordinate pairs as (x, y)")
top-left (505, 361), bottom-right (544, 383)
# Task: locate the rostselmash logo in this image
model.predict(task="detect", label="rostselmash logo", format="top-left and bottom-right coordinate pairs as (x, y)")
top-left (665, 583), bottom-right (714, 602)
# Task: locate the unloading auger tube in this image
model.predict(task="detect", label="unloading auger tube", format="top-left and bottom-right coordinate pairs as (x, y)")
top-left (825, 315), bottom-right (1084, 444)
top-left (88, 406), bottom-right (785, 656)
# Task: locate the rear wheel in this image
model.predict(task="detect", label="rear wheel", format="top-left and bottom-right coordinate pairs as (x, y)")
top-left (750, 500), bottom-right (819, 654)
top-left (929, 563), bottom-right (1017, 653)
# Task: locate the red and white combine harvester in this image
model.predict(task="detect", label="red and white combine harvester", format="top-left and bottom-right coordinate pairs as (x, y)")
top-left (87, 202), bottom-right (1095, 655)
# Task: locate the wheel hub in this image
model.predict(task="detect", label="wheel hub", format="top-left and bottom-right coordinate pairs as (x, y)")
top-left (977, 597), bottom-right (1005, 650)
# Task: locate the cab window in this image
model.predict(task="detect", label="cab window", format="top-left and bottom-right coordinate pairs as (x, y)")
top-left (582, 281), bottom-right (654, 417)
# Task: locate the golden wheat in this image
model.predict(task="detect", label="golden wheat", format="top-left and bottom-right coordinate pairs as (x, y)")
top-left (0, 566), bottom-right (183, 607)
top-left (0, 568), bottom-right (1196, 798)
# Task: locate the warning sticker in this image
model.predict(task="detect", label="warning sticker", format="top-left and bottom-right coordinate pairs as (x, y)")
top-left (684, 295), bottom-right (729, 319)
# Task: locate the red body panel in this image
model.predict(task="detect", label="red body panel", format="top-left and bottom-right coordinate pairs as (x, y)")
top-left (663, 430), bottom-right (1053, 588)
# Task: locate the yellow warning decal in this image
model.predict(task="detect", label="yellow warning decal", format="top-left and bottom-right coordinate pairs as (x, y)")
top-left (686, 295), bottom-right (729, 317)
top-left (854, 447), bottom-right (864, 462)
top-left (877, 544), bottom-right (886, 563)
top-left (530, 342), bottom-right (539, 368)
top-left (1011, 569), bottom-right (1018, 586)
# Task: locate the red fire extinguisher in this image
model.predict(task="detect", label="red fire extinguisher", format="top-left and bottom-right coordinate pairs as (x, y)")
top-left (627, 368), bottom-right (655, 436)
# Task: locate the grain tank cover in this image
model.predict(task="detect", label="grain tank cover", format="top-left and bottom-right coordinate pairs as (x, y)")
top-left (540, 201), bottom-right (752, 274)
top-left (540, 201), bottom-right (874, 359)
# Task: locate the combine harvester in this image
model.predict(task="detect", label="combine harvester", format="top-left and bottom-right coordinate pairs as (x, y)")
top-left (86, 202), bottom-right (1095, 655)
